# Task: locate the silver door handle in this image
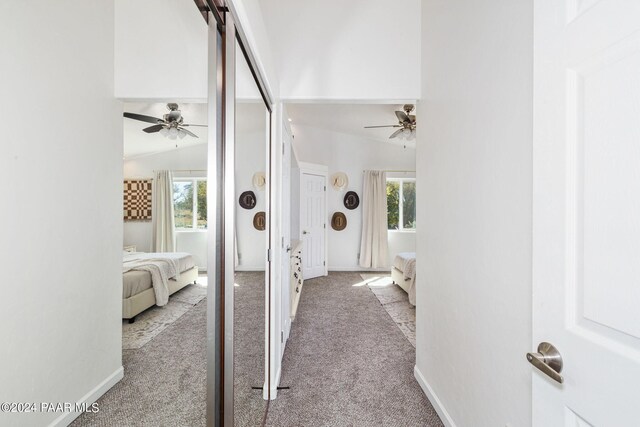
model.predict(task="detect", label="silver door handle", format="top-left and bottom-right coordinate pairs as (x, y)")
top-left (527, 342), bottom-right (563, 384)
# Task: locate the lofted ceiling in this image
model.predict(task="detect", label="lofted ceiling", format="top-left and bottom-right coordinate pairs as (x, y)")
top-left (286, 103), bottom-right (418, 148)
top-left (123, 102), bottom-right (267, 159)
top-left (122, 102), bottom-right (208, 159)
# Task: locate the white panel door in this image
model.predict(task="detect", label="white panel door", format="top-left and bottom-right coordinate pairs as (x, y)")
top-left (281, 130), bottom-right (292, 350)
top-left (300, 172), bottom-right (326, 279)
top-left (533, 1), bottom-right (640, 425)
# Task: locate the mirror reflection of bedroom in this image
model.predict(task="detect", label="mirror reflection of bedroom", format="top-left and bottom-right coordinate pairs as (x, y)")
top-left (120, 100), bottom-right (209, 420)
top-left (234, 37), bottom-right (270, 426)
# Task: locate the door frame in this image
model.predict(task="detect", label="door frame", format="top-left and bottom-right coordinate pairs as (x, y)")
top-left (298, 162), bottom-right (329, 278)
top-left (203, 0), bottom-right (277, 425)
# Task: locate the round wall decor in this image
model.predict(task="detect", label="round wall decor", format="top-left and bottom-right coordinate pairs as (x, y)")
top-left (343, 191), bottom-right (360, 210)
top-left (252, 172), bottom-right (266, 190)
top-left (331, 212), bottom-right (347, 231)
top-left (253, 211), bottom-right (266, 231)
top-left (239, 191), bottom-right (257, 209)
top-left (330, 172), bottom-right (348, 191)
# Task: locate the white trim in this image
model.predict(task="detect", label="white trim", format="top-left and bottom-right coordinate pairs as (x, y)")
top-left (281, 97), bottom-right (419, 105)
top-left (49, 366), bottom-right (124, 427)
top-left (414, 366), bottom-right (456, 427)
top-left (297, 161), bottom-right (328, 173)
top-left (265, 365), bottom-right (282, 400)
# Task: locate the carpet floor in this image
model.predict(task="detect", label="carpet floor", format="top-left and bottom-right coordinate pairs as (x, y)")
top-left (360, 273), bottom-right (417, 347)
top-left (264, 272), bottom-right (442, 427)
top-left (72, 272), bottom-right (267, 427)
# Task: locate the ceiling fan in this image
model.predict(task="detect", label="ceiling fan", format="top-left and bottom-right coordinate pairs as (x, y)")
top-left (123, 103), bottom-right (207, 140)
top-left (364, 104), bottom-right (416, 140)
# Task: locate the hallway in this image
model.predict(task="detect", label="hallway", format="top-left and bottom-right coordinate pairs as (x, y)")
top-left (265, 272), bottom-right (442, 426)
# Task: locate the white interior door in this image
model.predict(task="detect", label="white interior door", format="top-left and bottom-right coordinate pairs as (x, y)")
top-left (533, 1), bottom-right (640, 425)
top-left (300, 172), bottom-right (326, 279)
top-left (281, 129), bottom-right (292, 348)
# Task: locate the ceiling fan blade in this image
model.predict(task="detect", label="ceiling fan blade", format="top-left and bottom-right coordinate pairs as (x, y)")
top-left (395, 110), bottom-right (410, 123)
top-left (389, 128), bottom-right (404, 139)
top-left (364, 125), bottom-right (402, 129)
top-left (124, 112), bottom-right (163, 124)
top-left (142, 124), bottom-right (165, 133)
top-left (178, 127), bottom-right (199, 138)
top-left (182, 123), bottom-right (208, 127)
top-left (409, 114), bottom-right (416, 123)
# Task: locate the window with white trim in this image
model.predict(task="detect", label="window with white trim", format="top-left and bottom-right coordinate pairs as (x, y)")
top-left (173, 178), bottom-right (207, 230)
top-left (387, 178), bottom-right (416, 231)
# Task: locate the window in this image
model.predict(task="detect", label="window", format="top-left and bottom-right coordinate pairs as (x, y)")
top-left (173, 178), bottom-right (207, 230)
top-left (387, 178), bottom-right (416, 230)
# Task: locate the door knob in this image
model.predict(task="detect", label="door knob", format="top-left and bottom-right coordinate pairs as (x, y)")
top-left (527, 342), bottom-right (563, 383)
top-left (302, 230), bottom-right (309, 235)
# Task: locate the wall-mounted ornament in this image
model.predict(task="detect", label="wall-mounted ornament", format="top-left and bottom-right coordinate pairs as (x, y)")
top-left (253, 211), bottom-right (266, 231)
top-left (331, 212), bottom-right (347, 231)
top-left (343, 191), bottom-right (360, 210)
top-left (330, 172), bottom-right (348, 191)
top-left (239, 191), bottom-right (257, 210)
top-left (123, 179), bottom-right (152, 221)
top-left (252, 172), bottom-right (266, 190)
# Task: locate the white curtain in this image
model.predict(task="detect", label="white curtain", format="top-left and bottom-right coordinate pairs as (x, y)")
top-left (152, 170), bottom-right (176, 252)
top-left (359, 170), bottom-right (388, 268)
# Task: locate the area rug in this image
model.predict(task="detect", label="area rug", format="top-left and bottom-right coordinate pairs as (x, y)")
top-left (122, 282), bottom-right (207, 350)
top-left (360, 273), bottom-right (416, 347)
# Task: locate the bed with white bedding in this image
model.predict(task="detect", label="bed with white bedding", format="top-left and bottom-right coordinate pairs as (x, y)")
top-left (122, 251), bottom-right (198, 322)
top-left (391, 252), bottom-right (416, 306)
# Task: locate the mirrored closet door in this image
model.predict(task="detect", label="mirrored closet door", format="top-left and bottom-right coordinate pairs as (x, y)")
top-left (232, 30), bottom-right (271, 427)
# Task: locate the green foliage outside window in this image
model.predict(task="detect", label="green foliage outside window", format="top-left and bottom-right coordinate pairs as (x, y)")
top-left (173, 179), bottom-right (207, 229)
top-left (387, 179), bottom-right (416, 230)
top-left (387, 181), bottom-right (400, 229)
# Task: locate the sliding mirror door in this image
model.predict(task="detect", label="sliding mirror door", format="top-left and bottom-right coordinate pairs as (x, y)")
top-left (232, 34), bottom-right (271, 426)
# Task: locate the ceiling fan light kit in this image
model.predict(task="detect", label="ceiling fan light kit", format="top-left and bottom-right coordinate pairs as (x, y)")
top-left (123, 103), bottom-right (207, 141)
top-left (364, 104), bottom-right (417, 141)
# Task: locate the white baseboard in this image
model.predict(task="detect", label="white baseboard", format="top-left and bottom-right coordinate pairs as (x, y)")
top-left (414, 365), bottom-right (456, 427)
top-left (49, 366), bottom-right (124, 427)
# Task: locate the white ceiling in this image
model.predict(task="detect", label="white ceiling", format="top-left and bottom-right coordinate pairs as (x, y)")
top-left (287, 103), bottom-right (417, 148)
top-left (123, 45), bottom-right (265, 159)
top-left (123, 101), bottom-right (268, 159)
top-left (122, 102), bottom-right (208, 159)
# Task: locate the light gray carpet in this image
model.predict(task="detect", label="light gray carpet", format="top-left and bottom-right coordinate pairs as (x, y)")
top-left (360, 273), bottom-right (416, 347)
top-left (122, 283), bottom-right (207, 350)
top-left (264, 272), bottom-right (442, 427)
top-left (233, 271), bottom-right (267, 427)
top-left (72, 299), bottom-right (207, 427)
top-left (72, 272), bottom-right (267, 427)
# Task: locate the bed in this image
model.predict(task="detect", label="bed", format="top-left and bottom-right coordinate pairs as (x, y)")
top-left (122, 251), bottom-right (199, 322)
top-left (391, 252), bottom-right (416, 306)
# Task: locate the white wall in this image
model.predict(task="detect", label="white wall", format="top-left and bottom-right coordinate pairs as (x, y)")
top-left (124, 143), bottom-right (209, 270)
top-left (415, 1), bottom-right (533, 426)
top-left (292, 125), bottom-right (416, 270)
top-left (114, 0), bottom-right (208, 101)
top-left (0, 2), bottom-right (123, 426)
top-left (235, 103), bottom-right (268, 271)
top-left (261, 0), bottom-right (420, 101)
